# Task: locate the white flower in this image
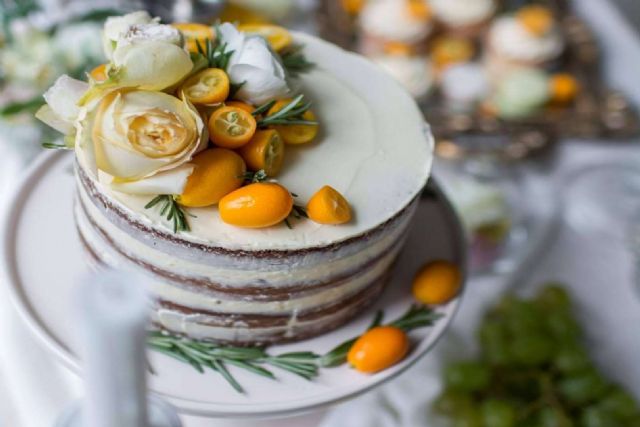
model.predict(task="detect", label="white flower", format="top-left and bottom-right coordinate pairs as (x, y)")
top-left (35, 75), bottom-right (88, 134)
top-left (219, 23), bottom-right (289, 105)
top-left (102, 11), bottom-right (158, 59)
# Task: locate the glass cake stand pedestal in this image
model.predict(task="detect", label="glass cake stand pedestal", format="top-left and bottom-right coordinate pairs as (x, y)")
top-left (0, 151), bottom-right (467, 420)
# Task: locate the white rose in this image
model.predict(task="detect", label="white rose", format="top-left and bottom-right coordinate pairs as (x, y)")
top-left (77, 89), bottom-right (207, 181)
top-left (80, 23), bottom-right (193, 104)
top-left (36, 75), bottom-right (89, 135)
top-left (219, 23), bottom-right (289, 105)
top-left (102, 11), bottom-right (158, 59)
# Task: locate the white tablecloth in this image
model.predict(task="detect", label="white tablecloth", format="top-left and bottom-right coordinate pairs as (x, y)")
top-left (1, 0), bottom-right (639, 426)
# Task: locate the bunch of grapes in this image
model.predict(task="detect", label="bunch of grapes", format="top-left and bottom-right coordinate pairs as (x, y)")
top-left (432, 284), bottom-right (640, 427)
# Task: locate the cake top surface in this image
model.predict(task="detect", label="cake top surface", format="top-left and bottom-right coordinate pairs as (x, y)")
top-left (79, 32), bottom-right (433, 251)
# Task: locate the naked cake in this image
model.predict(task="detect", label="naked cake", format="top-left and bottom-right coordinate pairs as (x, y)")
top-left (37, 12), bottom-right (433, 344)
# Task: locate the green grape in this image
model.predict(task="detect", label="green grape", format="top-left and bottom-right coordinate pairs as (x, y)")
top-left (444, 361), bottom-right (491, 393)
top-left (501, 371), bottom-right (541, 401)
top-left (480, 399), bottom-right (517, 427)
top-left (537, 407), bottom-right (574, 427)
top-left (536, 284), bottom-right (571, 312)
top-left (506, 301), bottom-right (546, 336)
top-left (597, 387), bottom-right (639, 420)
top-left (546, 311), bottom-right (581, 342)
top-left (558, 371), bottom-right (609, 406)
top-left (553, 345), bottom-right (592, 374)
top-left (432, 390), bottom-right (474, 416)
top-left (479, 321), bottom-right (511, 365)
top-left (579, 406), bottom-right (618, 427)
top-left (510, 334), bottom-right (555, 367)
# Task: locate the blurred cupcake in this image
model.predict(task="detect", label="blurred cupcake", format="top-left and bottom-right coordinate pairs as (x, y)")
top-left (372, 53), bottom-right (434, 100)
top-left (440, 63), bottom-right (489, 112)
top-left (359, 0), bottom-right (434, 55)
top-left (430, 36), bottom-right (475, 73)
top-left (431, 0), bottom-right (496, 38)
top-left (491, 68), bottom-right (551, 120)
top-left (486, 5), bottom-right (564, 79)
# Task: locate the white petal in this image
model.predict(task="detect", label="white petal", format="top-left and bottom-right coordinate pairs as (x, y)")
top-left (228, 63), bottom-right (289, 104)
top-left (103, 11), bottom-right (156, 59)
top-left (43, 75), bottom-right (88, 122)
top-left (112, 41), bottom-right (192, 91)
top-left (110, 164), bottom-right (194, 195)
top-left (35, 105), bottom-right (74, 135)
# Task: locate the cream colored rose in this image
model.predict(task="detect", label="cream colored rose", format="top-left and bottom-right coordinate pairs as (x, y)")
top-left (81, 89), bottom-right (207, 181)
top-left (102, 11), bottom-right (158, 59)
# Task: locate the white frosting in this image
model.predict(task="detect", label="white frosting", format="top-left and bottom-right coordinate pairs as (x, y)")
top-left (79, 32), bottom-right (432, 252)
top-left (372, 55), bottom-right (434, 99)
top-left (431, 0), bottom-right (495, 27)
top-left (76, 182), bottom-right (413, 287)
top-left (360, 0), bottom-right (433, 43)
top-left (489, 16), bottom-right (564, 63)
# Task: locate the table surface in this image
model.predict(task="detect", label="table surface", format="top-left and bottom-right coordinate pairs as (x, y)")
top-left (1, 0), bottom-right (640, 426)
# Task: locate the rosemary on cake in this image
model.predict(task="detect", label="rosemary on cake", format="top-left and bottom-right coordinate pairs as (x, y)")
top-left (148, 304), bottom-right (442, 393)
top-left (35, 11), bottom-right (355, 234)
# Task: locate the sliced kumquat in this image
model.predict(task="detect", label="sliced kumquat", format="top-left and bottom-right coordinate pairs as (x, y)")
top-left (181, 68), bottom-right (230, 105)
top-left (307, 186), bottom-right (352, 225)
top-left (237, 24), bottom-right (293, 51)
top-left (226, 101), bottom-right (255, 114)
top-left (209, 106), bottom-right (257, 149)
top-left (172, 23), bottom-right (215, 52)
top-left (238, 129), bottom-right (285, 176)
top-left (267, 99), bottom-right (319, 145)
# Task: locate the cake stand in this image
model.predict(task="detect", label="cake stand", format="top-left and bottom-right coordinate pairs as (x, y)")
top-left (1, 151), bottom-right (467, 419)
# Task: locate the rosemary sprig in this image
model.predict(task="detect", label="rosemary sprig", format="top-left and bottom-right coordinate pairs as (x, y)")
top-left (148, 331), bottom-right (320, 393)
top-left (195, 37), bottom-right (234, 71)
top-left (144, 195), bottom-right (190, 233)
top-left (280, 45), bottom-right (315, 77)
top-left (148, 305), bottom-right (442, 393)
top-left (319, 305), bottom-right (442, 368)
top-left (256, 94), bottom-right (318, 128)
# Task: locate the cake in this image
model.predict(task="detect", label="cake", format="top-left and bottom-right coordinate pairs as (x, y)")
top-left (37, 13), bottom-right (433, 344)
top-left (485, 5), bottom-right (564, 79)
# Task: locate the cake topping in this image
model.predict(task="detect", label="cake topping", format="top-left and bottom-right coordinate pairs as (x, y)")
top-left (265, 98), bottom-right (319, 145)
top-left (550, 73), bottom-right (580, 104)
top-left (238, 129), bottom-right (286, 176)
top-left (307, 186), bottom-right (353, 225)
top-left (180, 68), bottom-right (231, 105)
top-left (430, 36), bottom-right (475, 69)
top-left (219, 182), bottom-right (294, 228)
top-left (430, 0), bottom-right (495, 27)
top-left (209, 105), bottom-right (258, 148)
top-left (237, 24), bottom-right (293, 52)
top-left (178, 149), bottom-right (246, 208)
top-left (516, 5), bottom-right (555, 36)
top-left (171, 23), bottom-right (215, 53)
top-left (360, 0), bottom-right (433, 44)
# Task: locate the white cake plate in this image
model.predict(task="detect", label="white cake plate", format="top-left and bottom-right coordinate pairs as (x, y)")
top-left (1, 151), bottom-right (467, 419)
